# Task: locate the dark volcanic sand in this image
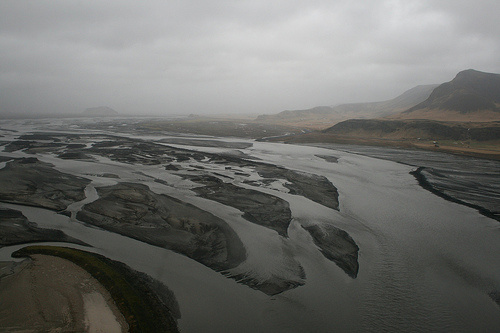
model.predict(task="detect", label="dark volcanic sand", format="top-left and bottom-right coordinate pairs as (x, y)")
top-left (0, 208), bottom-right (87, 247)
top-left (1, 132), bottom-right (358, 295)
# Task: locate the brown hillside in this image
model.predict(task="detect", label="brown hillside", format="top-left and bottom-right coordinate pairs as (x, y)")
top-left (256, 84), bottom-right (438, 129)
top-left (391, 69), bottom-right (500, 121)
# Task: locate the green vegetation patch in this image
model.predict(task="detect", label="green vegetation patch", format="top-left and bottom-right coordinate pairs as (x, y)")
top-left (12, 245), bottom-right (179, 333)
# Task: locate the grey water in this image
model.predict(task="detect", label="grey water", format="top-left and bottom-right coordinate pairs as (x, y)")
top-left (313, 143), bottom-right (500, 218)
top-left (0, 120), bottom-right (499, 332)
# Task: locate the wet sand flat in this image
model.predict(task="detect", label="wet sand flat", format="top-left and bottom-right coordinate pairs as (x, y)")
top-left (0, 255), bottom-right (127, 332)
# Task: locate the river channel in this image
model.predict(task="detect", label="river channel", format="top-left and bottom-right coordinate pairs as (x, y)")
top-left (0, 119), bottom-right (499, 332)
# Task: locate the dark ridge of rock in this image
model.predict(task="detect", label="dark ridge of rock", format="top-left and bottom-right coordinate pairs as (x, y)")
top-left (323, 118), bottom-right (500, 142)
top-left (0, 208), bottom-right (88, 247)
top-left (303, 224), bottom-right (359, 278)
top-left (0, 158), bottom-right (91, 210)
top-left (323, 118), bottom-right (406, 135)
top-left (193, 182), bottom-right (292, 237)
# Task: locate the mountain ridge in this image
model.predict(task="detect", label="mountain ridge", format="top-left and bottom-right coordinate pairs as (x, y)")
top-left (255, 84), bottom-right (438, 129)
top-left (394, 69), bottom-right (500, 119)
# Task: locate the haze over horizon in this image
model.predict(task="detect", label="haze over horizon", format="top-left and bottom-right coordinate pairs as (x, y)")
top-left (1, 1), bottom-right (499, 117)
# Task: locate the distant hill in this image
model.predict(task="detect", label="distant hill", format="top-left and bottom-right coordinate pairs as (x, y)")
top-left (392, 69), bottom-right (500, 121)
top-left (263, 69), bottom-right (500, 159)
top-left (82, 106), bottom-right (119, 117)
top-left (255, 84), bottom-right (438, 128)
top-left (328, 84), bottom-right (440, 118)
top-left (318, 70), bottom-right (500, 141)
top-left (323, 119), bottom-right (500, 142)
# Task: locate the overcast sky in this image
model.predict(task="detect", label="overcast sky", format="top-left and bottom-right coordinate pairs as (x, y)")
top-left (1, 0), bottom-right (499, 116)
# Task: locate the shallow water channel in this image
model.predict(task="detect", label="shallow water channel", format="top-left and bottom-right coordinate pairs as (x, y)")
top-left (0, 121), bottom-right (499, 332)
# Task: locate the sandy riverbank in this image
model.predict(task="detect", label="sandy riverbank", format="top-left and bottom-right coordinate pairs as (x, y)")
top-left (0, 254), bottom-right (127, 332)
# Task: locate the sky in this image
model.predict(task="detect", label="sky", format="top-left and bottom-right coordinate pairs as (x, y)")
top-left (1, 0), bottom-right (499, 117)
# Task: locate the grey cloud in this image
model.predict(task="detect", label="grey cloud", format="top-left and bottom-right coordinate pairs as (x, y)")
top-left (1, 0), bottom-right (499, 116)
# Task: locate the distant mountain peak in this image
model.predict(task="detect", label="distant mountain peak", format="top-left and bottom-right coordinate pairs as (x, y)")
top-left (454, 68), bottom-right (487, 78)
top-left (403, 69), bottom-right (500, 116)
top-left (83, 106), bottom-right (119, 117)
top-left (457, 68), bottom-right (480, 74)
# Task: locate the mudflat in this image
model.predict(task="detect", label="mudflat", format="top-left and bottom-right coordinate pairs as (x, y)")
top-left (0, 255), bottom-right (127, 332)
top-left (0, 157), bottom-right (90, 210)
top-left (0, 132), bottom-right (358, 295)
top-left (0, 208), bottom-right (87, 247)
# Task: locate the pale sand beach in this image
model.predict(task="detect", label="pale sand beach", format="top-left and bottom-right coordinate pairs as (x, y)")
top-left (0, 255), bottom-right (127, 332)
